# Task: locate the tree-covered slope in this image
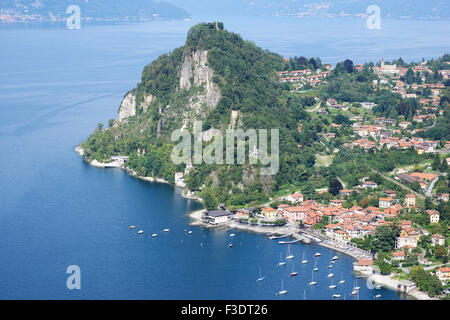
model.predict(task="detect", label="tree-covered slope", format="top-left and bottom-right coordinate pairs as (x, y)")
top-left (81, 23), bottom-right (323, 207)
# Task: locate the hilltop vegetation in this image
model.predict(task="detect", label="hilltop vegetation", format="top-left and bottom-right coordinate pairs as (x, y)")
top-left (81, 23), bottom-right (450, 210)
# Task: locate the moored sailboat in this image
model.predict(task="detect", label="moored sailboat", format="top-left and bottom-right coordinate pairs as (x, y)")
top-left (278, 279), bottom-right (287, 295)
top-left (301, 250), bottom-right (308, 264)
top-left (278, 252), bottom-right (286, 266)
top-left (290, 262), bottom-right (298, 277)
top-left (309, 270), bottom-right (317, 285)
top-left (286, 244), bottom-right (294, 260)
top-left (257, 267), bottom-right (265, 281)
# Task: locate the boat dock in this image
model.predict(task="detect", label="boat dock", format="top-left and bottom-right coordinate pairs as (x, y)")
top-left (269, 233), bottom-right (292, 240)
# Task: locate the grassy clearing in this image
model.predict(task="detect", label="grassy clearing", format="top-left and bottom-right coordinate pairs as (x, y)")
top-left (316, 154), bottom-right (335, 167)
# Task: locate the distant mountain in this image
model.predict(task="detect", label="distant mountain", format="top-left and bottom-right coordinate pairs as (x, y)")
top-left (0, 0), bottom-right (191, 22)
top-left (168, 0), bottom-right (450, 20)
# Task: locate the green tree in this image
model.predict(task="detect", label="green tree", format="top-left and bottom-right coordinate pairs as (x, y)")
top-left (372, 225), bottom-right (400, 253)
top-left (432, 154), bottom-right (441, 171)
top-left (201, 189), bottom-right (219, 211)
top-left (328, 178), bottom-right (343, 196)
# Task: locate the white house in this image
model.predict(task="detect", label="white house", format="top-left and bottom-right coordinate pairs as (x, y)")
top-left (362, 181), bottom-right (378, 189)
top-left (427, 210), bottom-right (440, 224)
top-left (174, 172), bottom-right (186, 188)
top-left (286, 192), bottom-right (304, 203)
top-left (431, 234), bottom-right (445, 247)
top-left (396, 235), bottom-right (418, 249)
top-left (202, 210), bottom-right (232, 225)
top-left (436, 268), bottom-right (450, 282)
top-left (379, 197), bottom-right (393, 209)
top-left (392, 251), bottom-right (405, 261)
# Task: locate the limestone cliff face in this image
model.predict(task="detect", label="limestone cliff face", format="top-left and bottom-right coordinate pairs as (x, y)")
top-left (116, 48), bottom-right (222, 135)
top-left (178, 49), bottom-right (221, 128)
top-left (118, 92), bottom-right (154, 122)
top-left (118, 92), bottom-right (136, 121)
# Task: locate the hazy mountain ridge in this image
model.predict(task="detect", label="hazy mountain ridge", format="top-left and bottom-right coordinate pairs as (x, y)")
top-left (0, 0), bottom-right (191, 22)
top-left (169, 0), bottom-right (450, 20)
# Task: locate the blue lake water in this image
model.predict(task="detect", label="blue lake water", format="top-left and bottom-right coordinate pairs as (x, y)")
top-left (1, 16), bottom-right (449, 299)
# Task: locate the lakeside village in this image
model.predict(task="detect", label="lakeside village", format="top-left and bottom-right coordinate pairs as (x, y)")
top-left (79, 55), bottom-right (450, 299)
top-left (197, 58), bottom-right (450, 299)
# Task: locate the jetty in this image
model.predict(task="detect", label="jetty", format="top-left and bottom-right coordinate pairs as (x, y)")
top-left (269, 233), bottom-right (292, 240)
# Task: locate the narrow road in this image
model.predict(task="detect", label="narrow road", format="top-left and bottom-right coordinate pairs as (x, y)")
top-left (306, 100), bottom-right (322, 113)
top-left (337, 176), bottom-right (346, 189)
top-left (425, 177), bottom-right (439, 198)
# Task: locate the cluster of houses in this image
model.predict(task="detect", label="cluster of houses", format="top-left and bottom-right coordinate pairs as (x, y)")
top-left (201, 188), bottom-right (448, 284)
top-left (202, 188), bottom-right (446, 251)
top-left (277, 69), bottom-right (331, 87)
top-left (343, 118), bottom-right (441, 153)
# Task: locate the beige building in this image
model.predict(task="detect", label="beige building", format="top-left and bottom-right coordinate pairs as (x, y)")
top-left (396, 235), bottom-right (418, 249)
top-left (404, 194), bottom-right (416, 208)
top-left (427, 210), bottom-right (440, 224)
top-left (261, 207), bottom-right (277, 220)
top-left (436, 268), bottom-right (450, 282)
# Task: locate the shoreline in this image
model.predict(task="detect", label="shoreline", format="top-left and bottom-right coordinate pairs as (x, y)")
top-left (187, 211), bottom-right (436, 300)
top-left (75, 146), bottom-right (434, 300)
top-left (357, 271), bottom-right (437, 300)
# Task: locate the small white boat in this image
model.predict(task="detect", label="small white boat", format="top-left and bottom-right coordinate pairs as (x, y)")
top-left (152, 233), bottom-right (157, 237)
top-left (351, 290), bottom-right (358, 295)
top-left (301, 251), bottom-right (308, 264)
top-left (278, 280), bottom-right (287, 295)
top-left (229, 233), bottom-right (235, 237)
top-left (228, 243), bottom-right (233, 248)
top-left (328, 265), bottom-right (333, 268)
top-left (286, 245), bottom-right (294, 260)
top-left (129, 225), bottom-right (136, 229)
top-left (329, 284), bottom-right (337, 289)
top-left (188, 230), bottom-right (192, 235)
top-left (278, 252), bottom-right (286, 266)
top-left (309, 271), bottom-right (317, 285)
top-left (332, 294), bottom-right (341, 298)
top-left (331, 260), bottom-right (335, 264)
top-left (314, 252), bottom-right (321, 257)
top-left (257, 267), bottom-right (265, 282)
top-left (375, 294), bottom-right (381, 299)
top-left (355, 286), bottom-right (360, 290)
top-left (339, 274), bottom-right (346, 284)
top-left (328, 272), bottom-right (334, 278)
top-left (163, 228), bottom-right (170, 232)
top-left (137, 230), bottom-right (144, 234)
top-left (331, 256), bottom-right (338, 260)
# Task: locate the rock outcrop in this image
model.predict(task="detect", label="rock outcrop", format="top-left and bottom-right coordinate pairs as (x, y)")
top-left (179, 49), bottom-right (221, 121)
top-left (118, 92), bottom-right (136, 121)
